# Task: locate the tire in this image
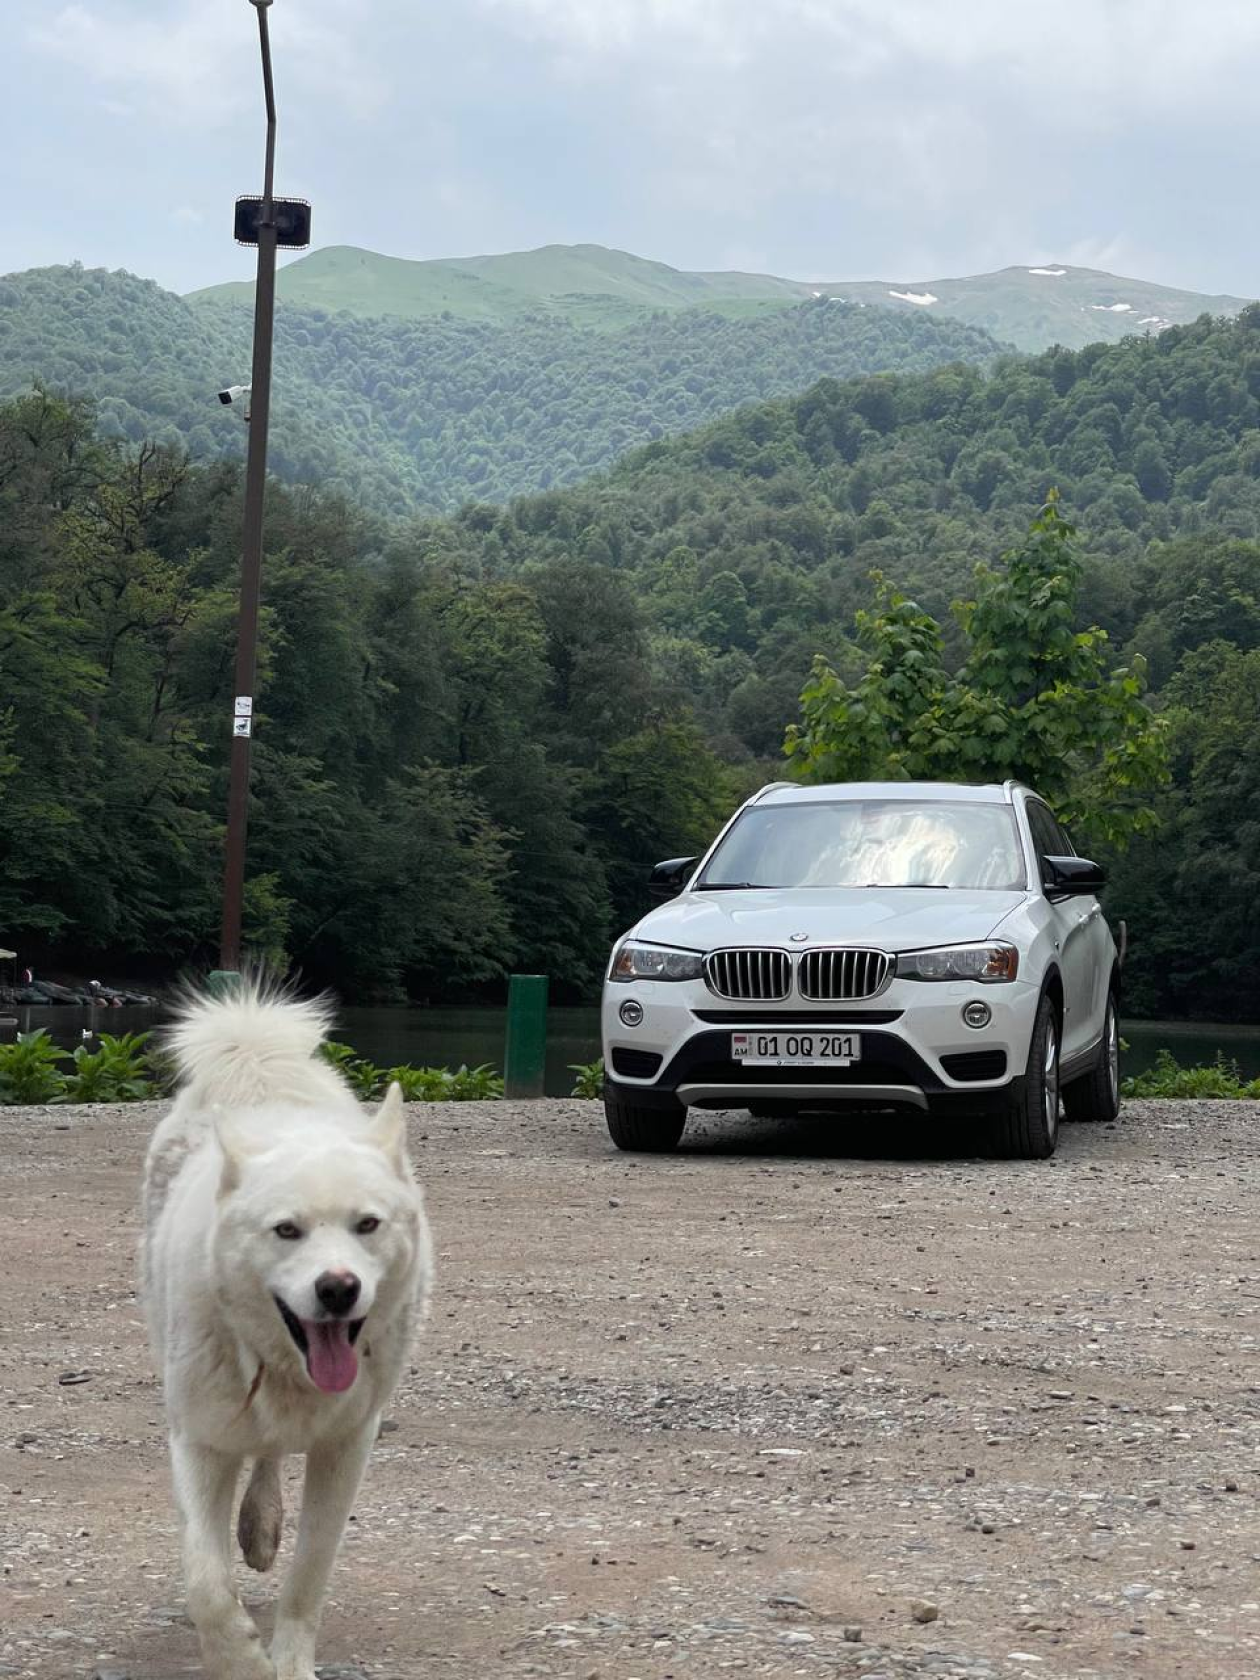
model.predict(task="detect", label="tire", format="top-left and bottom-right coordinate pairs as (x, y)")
top-left (1062, 990), bottom-right (1120, 1124)
top-left (604, 1094), bottom-right (686, 1153)
top-left (991, 993), bottom-right (1060, 1160)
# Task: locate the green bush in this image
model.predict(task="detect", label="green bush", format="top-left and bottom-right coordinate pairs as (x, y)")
top-left (1121, 1048), bottom-right (1260, 1100)
top-left (318, 1040), bottom-right (386, 1100)
top-left (0, 1030), bottom-right (70, 1103)
top-left (437, 1064), bottom-right (504, 1102)
top-left (0, 1028), bottom-right (504, 1105)
top-left (321, 1042), bottom-right (503, 1102)
top-left (569, 1058), bottom-right (605, 1099)
top-left (384, 1064), bottom-right (453, 1102)
top-left (63, 1031), bottom-right (156, 1102)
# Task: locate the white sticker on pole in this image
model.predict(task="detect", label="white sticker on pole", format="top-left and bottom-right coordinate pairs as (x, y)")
top-left (234, 696), bottom-right (254, 717)
top-left (232, 716), bottom-right (253, 738)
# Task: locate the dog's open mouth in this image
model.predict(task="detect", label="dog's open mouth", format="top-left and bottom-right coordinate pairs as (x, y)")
top-left (274, 1296), bottom-right (365, 1394)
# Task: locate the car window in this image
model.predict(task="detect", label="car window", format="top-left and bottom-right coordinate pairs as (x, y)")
top-left (698, 799), bottom-right (1027, 890)
top-left (1026, 802), bottom-right (1074, 878)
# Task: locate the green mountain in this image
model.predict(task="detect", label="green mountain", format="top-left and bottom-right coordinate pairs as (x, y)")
top-left (189, 244), bottom-right (1253, 350)
top-left (823, 264), bottom-right (1252, 352)
top-left (0, 261), bottom-right (1003, 512)
top-left (186, 242), bottom-right (808, 330)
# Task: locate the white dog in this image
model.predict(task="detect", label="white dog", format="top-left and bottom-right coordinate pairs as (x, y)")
top-left (142, 985), bottom-right (432, 1680)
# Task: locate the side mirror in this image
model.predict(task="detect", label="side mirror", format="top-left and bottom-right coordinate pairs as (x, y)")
top-left (1043, 855), bottom-right (1106, 896)
top-left (648, 856), bottom-right (698, 899)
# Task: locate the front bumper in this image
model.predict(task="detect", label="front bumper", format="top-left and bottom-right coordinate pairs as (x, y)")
top-left (601, 975), bottom-right (1042, 1116)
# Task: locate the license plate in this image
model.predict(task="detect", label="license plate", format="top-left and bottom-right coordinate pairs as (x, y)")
top-left (731, 1031), bottom-right (861, 1067)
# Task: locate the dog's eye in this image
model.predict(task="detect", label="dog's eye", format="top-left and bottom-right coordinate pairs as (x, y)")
top-left (355, 1216), bottom-right (381, 1235)
top-left (273, 1221), bottom-right (303, 1240)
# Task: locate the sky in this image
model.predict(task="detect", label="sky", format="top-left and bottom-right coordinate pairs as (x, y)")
top-left (5, 0), bottom-right (1260, 299)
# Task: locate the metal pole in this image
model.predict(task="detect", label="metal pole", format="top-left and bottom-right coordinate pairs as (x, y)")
top-left (218, 0), bottom-right (278, 973)
top-left (504, 975), bottom-right (549, 1098)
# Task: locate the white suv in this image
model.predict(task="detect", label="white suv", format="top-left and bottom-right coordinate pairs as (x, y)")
top-left (601, 780), bottom-right (1121, 1159)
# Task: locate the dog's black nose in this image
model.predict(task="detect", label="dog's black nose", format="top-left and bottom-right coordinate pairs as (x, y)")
top-left (315, 1271), bottom-right (361, 1316)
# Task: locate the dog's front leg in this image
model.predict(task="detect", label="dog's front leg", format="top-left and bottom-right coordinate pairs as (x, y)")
top-left (170, 1435), bottom-right (274, 1680)
top-left (270, 1417), bottom-right (376, 1680)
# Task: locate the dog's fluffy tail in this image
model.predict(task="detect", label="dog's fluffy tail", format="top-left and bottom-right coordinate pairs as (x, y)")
top-left (165, 979), bottom-right (337, 1108)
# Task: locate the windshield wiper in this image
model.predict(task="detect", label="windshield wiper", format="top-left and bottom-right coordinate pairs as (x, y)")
top-left (866, 882), bottom-right (952, 889)
top-left (694, 881), bottom-right (770, 892)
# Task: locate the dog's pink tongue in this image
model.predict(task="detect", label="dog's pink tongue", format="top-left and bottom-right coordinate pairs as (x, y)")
top-left (303, 1321), bottom-right (358, 1393)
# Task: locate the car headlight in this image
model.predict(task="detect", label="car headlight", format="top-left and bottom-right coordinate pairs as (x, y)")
top-left (609, 941), bottom-right (704, 983)
top-left (895, 942), bottom-right (1020, 983)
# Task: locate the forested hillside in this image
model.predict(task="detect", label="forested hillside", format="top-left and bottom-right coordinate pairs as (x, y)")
top-left (0, 263), bottom-right (1001, 512)
top-left (6, 308), bottom-right (1260, 1016)
top-left (395, 306), bottom-right (1260, 1018)
top-left (0, 390), bottom-right (741, 1000)
top-left (406, 307), bottom-right (1260, 751)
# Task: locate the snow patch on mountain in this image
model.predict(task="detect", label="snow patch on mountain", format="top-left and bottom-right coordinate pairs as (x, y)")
top-left (888, 289), bottom-right (938, 306)
top-left (1028, 267), bottom-right (1067, 277)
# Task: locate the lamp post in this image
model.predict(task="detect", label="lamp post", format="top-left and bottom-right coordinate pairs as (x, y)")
top-left (214, 0), bottom-right (309, 980)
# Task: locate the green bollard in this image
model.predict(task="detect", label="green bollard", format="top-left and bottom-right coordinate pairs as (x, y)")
top-left (504, 974), bottom-right (548, 1099)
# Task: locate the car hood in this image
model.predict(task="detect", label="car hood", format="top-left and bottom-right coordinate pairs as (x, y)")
top-left (632, 888), bottom-right (1027, 953)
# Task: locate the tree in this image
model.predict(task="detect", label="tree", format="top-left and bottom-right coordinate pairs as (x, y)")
top-left (1107, 641), bottom-right (1260, 1018)
top-left (587, 719), bottom-right (743, 931)
top-left (784, 493), bottom-right (1168, 844)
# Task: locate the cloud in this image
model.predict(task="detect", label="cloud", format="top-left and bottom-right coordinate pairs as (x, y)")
top-left (457, 0), bottom-right (1260, 290)
top-left (31, 1), bottom-right (387, 128)
top-left (10, 0), bottom-right (1260, 297)
top-left (477, 0), bottom-right (1260, 107)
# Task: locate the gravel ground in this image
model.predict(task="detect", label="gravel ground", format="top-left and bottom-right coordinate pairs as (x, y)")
top-left (3, 1095), bottom-right (1260, 1680)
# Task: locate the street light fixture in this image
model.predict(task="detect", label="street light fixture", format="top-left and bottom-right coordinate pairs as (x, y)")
top-left (212, 0), bottom-right (310, 983)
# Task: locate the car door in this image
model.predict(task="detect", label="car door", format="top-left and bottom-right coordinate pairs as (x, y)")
top-left (1056, 817), bottom-right (1115, 1038)
top-left (1025, 800), bottom-right (1100, 1063)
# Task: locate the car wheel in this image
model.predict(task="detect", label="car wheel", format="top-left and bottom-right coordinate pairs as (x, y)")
top-left (604, 1094), bottom-right (686, 1153)
top-left (1062, 990), bottom-right (1120, 1124)
top-left (991, 993), bottom-right (1060, 1160)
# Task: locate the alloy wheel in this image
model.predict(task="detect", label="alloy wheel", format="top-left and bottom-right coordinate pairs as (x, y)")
top-left (1043, 1018), bottom-right (1060, 1142)
top-left (1106, 999), bottom-right (1119, 1109)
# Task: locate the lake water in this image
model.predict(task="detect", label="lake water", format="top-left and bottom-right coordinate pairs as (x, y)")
top-left (4, 1003), bottom-right (1259, 1095)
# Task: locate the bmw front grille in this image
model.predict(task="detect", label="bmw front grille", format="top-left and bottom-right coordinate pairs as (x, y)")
top-left (702, 947), bottom-right (892, 1001)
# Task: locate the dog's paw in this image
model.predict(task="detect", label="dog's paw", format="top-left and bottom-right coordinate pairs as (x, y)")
top-left (271, 1655), bottom-right (316, 1680)
top-left (204, 1629), bottom-right (276, 1680)
top-left (238, 1459), bottom-right (284, 1573)
top-left (271, 1624), bottom-right (317, 1680)
top-left (237, 1498), bottom-right (282, 1572)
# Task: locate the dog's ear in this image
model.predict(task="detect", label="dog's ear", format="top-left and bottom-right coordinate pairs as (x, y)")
top-left (365, 1081), bottom-right (409, 1175)
top-left (213, 1108), bottom-right (262, 1196)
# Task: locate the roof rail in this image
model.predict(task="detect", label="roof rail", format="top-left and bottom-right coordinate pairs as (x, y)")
top-left (752, 781), bottom-right (795, 802)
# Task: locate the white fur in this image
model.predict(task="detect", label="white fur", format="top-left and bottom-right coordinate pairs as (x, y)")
top-left (142, 984), bottom-right (432, 1680)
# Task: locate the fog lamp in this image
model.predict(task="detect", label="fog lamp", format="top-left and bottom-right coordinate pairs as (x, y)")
top-left (962, 1000), bottom-right (992, 1029)
top-left (619, 999), bottom-right (644, 1028)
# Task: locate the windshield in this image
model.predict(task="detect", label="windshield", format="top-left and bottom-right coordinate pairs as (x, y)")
top-left (698, 799), bottom-right (1027, 891)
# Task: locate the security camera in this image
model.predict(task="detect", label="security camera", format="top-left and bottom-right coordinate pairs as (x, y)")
top-left (218, 385), bottom-right (250, 405)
